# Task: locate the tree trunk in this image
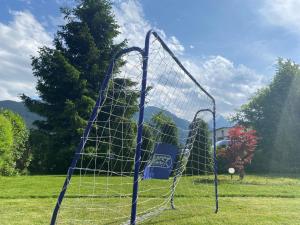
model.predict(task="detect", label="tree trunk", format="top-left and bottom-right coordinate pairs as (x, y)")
top-left (239, 169), bottom-right (245, 180)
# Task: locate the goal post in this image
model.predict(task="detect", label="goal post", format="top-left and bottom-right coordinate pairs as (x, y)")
top-left (170, 108), bottom-right (218, 212)
top-left (50, 30), bottom-right (218, 225)
top-left (50, 46), bottom-right (145, 225)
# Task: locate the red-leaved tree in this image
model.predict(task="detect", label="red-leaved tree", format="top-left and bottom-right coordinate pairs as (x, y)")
top-left (218, 126), bottom-right (258, 179)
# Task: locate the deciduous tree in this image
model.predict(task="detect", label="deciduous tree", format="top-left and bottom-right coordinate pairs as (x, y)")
top-left (0, 109), bottom-right (30, 175)
top-left (232, 59), bottom-right (300, 173)
top-left (218, 126), bottom-right (257, 179)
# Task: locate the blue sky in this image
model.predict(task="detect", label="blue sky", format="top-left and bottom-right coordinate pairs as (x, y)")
top-left (141, 0), bottom-right (300, 72)
top-left (1, 0), bottom-right (300, 116)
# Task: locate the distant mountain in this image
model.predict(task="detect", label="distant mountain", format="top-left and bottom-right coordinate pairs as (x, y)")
top-left (142, 106), bottom-right (232, 129)
top-left (0, 100), bottom-right (232, 136)
top-left (141, 106), bottom-right (190, 129)
top-left (0, 100), bottom-right (42, 128)
top-left (209, 114), bottom-right (233, 130)
top-left (139, 106), bottom-right (190, 141)
top-left (138, 106), bottom-right (232, 141)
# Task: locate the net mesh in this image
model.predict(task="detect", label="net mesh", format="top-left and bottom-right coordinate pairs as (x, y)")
top-left (55, 34), bottom-right (216, 224)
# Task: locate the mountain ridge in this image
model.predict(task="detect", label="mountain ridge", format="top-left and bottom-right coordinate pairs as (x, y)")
top-left (0, 100), bottom-right (232, 132)
top-left (0, 100), bottom-right (42, 128)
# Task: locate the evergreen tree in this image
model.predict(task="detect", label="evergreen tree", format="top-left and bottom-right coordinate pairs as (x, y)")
top-left (22, 0), bottom-right (139, 173)
top-left (150, 112), bottom-right (179, 146)
top-left (185, 118), bottom-right (211, 175)
top-left (140, 123), bottom-right (155, 170)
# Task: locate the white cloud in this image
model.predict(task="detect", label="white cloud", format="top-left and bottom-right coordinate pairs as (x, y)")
top-left (113, 0), bottom-right (267, 117)
top-left (113, 0), bottom-right (184, 55)
top-left (0, 1), bottom-right (268, 118)
top-left (19, 0), bottom-right (31, 4)
top-left (113, 0), bottom-right (149, 46)
top-left (260, 0), bottom-right (300, 34)
top-left (55, 0), bottom-right (75, 6)
top-left (0, 10), bottom-right (52, 101)
top-left (48, 14), bottom-right (65, 28)
top-left (191, 56), bottom-right (267, 115)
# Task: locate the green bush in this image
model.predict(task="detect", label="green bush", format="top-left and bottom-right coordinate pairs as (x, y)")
top-left (0, 109), bottom-right (30, 175)
top-left (0, 114), bottom-right (14, 175)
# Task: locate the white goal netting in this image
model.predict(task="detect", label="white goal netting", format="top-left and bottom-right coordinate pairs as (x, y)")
top-left (53, 32), bottom-right (217, 225)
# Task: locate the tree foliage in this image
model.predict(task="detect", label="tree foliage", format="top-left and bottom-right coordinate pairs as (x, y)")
top-left (218, 126), bottom-right (257, 179)
top-left (140, 123), bottom-right (155, 170)
top-left (232, 59), bottom-right (300, 173)
top-left (0, 114), bottom-right (14, 175)
top-left (150, 111), bottom-right (179, 146)
top-left (21, 0), bottom-right (138, 173)
top-left (0, 109), bottom-right (30, 175)
top-left (186, 118), bottom-right (211, 175)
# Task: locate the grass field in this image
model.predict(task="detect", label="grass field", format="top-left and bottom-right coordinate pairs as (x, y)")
top-left (1, 174), bottom-right (300, 224)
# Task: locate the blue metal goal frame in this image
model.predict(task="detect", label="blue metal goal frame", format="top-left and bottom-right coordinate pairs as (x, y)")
top-left (170, 108), bottom-right (218, 213)
top-left (50, 30), bottom-right (218, 225)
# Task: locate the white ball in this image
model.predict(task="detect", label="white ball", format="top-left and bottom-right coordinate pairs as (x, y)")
top-left (228, 167), bottom-right (235, 174)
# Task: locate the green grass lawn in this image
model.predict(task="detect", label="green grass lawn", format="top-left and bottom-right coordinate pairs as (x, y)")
top-left (1, 174), bottom-right (300, 224)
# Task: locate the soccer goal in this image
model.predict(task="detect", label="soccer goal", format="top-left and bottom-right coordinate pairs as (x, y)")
top-left (50, 30), bottom-right (218, 225)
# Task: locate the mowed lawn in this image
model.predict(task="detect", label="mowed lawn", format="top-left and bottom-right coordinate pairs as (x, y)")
top-left (1, 175), bottom-right (300, 225)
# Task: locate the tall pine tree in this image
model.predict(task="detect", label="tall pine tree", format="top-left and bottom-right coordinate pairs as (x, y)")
top-left (22, 0), bottom-right (140, 173)
top-left (185, 118), bottom-right (211, 175)
top-left (150, 112), bottom-right (179, 146)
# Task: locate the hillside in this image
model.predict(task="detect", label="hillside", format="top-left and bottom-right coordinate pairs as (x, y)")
top-left (139, 106), bottom-right (232, 141)
top-left (142, 106), bottom-right (232, 129)
top-left (208, 114), bottom-right (233, 129)
top-left (140, 106), bottom-right (190, 141)
top-left (0, 100), bottom-right (231, 135)
top-left (0, 100), bottom-right (42, 128)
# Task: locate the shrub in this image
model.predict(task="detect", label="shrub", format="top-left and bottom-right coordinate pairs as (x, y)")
top-left (0, 114), bottom-right (14, 175)
top-left (0, 109), bottom-right (30, 175)
top-left (217, 126), bottom-right (258, 179)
